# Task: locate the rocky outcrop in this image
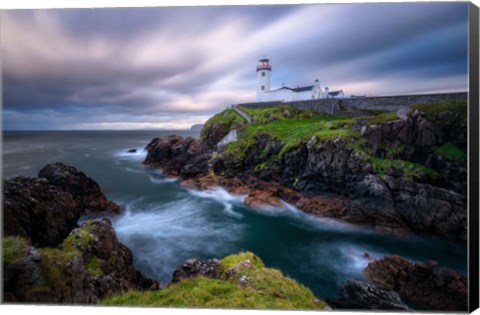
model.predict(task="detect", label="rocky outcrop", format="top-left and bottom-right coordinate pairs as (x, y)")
top-left (143, 135), bottom-right (209, 179)
top-left (201, 123), bottom-right (231, 151)
top-left (364, 113), bottom-right (438, 162)
top-left (330, 280), bottom-right (410, 310)
top-left (383, 176), bottom-right (467, 240)
top-left (38, 162), bottom-right (120, 214)
top-left (209, 109), bottom-right (467, 240)
top-left (4, 220), bottom-right (158, 304)
top-left (172, 258), bottom-right (222, 283)
top-left (3, 177), bottom-right (80, 248)
top-left (364, 255), bottom-right (467, 311)
top-left (102, 252), bottom-right (328, 310)
top-left (4, 163), bottom-right (121, 247)
top-left (363, 111), bottom-right (467, 193)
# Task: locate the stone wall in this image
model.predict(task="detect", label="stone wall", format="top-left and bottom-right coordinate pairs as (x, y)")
top-left (238, 92), bottom-right (468, 114)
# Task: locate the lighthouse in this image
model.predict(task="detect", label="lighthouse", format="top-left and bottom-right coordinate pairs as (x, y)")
top-left (256, 57), bottom-right (272, 101)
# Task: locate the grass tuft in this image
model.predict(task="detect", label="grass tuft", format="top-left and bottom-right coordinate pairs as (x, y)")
top-left (411, 100), bottom-right (467, 122)
top-left (101, 251), bottom-right (327, 310)
top-left (200, 109), bottom-right (247, 140)
top-left (371, 157), bottom-right (440, 180)
top-left (435, 142), bottom-right (467, 164)
top-left (3, 236), bottom-right (29, 268)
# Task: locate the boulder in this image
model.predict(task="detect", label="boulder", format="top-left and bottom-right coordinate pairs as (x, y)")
top-left (383, 176), bottom-right (467, 240)
top-left (38, 162), bottom-right (120, 214)
top-left (172, 258), bottom-right (222, 283)
top-left (4, 220), bottom-right (158, 304)
top-left (330, 279), bottom-right (410, 310)
top-left (143, 135), bottom-right (209, 179)
top-left (244, 189), bottom-right (285, 209)
top-left (201, 123), bottom-right (230, 151)
top-left (364, 255), bottom-right (467, 311)
top-left (4, 176), bottom-right (82, 247)
top-left (4, 163), bottom-right (121, 247)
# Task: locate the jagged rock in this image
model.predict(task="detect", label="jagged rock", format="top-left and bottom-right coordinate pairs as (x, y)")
top-left (364, 114), bottom-right (437, 161)
top-left (364, 255), bottom-right (467, 311)
top-left (161, 107), bottom-right (467, 240)
top-left (172, 258), bottom-right (222, 283)
top-left (383, 176), bottom-right (467, 240)
top-left (4, 176), bottom-right (84, 247)
top-left (298, 137), bottom-right (369, 194)
top-left (244, 189), bottom-right (285, 209)
top-left (201, 123), bottom-right (230, 151)
top-left (4, 220), bottom-right (158, 304)
top-left (295, 194), bottom-right (350, 218)
top-left (347, 174), bottom-right (408, 235)
top-left (144, 135), bottom-right (209, 179)
top-left (38, 162), bottom-right (120, 214)
top-left (330, 280), bottom-right (410, 310)
top-left (4, 163), bottom-right (121, 247)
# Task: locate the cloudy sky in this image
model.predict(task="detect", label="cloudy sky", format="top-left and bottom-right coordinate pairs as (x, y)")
top-left (1, 2), bottom-right (469, 130)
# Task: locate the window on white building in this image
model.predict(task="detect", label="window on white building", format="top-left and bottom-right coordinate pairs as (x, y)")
top-left (262, 72), bottom-right (265, 77)
top-left (261, 85), bottom-right (265, 90)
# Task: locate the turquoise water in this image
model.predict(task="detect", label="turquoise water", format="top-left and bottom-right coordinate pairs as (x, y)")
top-left (2, 130), bottom-right (468, 300)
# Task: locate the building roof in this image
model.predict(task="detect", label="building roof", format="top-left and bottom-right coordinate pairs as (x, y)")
top-left (328, 90), bottom-right (343, 96)
top-left (269, 85), bottom-right (315, 93)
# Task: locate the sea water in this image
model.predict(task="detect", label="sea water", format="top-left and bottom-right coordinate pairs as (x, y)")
top-left (2, 130), bottom-right (468, 300)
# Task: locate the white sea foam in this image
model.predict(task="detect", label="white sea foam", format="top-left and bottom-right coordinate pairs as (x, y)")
top-left (149, 176), bottom-right (178, 184)
top-left (276, 200), bottom-right (376, 235)
top-left (187, 187), bottom-right (246, 219)
top-left (114, 148), bottom-right (148, 161)
top-left (113, 197), bottom-right (244, 282)
top-left (335, 245), bottom-right (387, 279)
top-left (188, 187), bottom-right (246, 203)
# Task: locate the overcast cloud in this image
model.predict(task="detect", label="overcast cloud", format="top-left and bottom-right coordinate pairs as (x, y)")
top-left (1, 3), bottom-right (469, 130)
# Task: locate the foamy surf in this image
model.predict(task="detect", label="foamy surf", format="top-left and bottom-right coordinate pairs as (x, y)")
top-left (114, 148), bottom-right (148, 161)
top-left (187, 187), bottom-right (246, 219)
top-left (112, 196), bottom-right (245, 282)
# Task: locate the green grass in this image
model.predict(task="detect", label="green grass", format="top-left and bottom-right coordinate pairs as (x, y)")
top-left (219, 252), bottom-right (265, 271)
top-left (200, 108), bottom-right (247, 140)
top-left (101, 252), bottom-right (327, 310)
top-left (3, 236), bottom-right (29, 268)
top-left (385, 144), bottom-right (406, 156)
top-left (371, 157), bottom-right (440, 180)
top-left (365, 111), bottom-right (399, 126)
top-left (86, 257), bottom-right (104, 277)
top-left (222, 113), bottom-right (357, 160)
top-left (411, 100), bottom-right (467, 122)
top-left (38, 221), bottom-right (104, 290)
top-left (240, 105), bottom-right (316, 124)
top-left (243, 114), bottom-right (357, 155)
top-left (435, 142), bottom-right (467, 164)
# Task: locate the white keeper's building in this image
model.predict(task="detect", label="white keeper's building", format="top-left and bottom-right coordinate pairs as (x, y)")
top-left (255, 58), bottom-right (346, 102)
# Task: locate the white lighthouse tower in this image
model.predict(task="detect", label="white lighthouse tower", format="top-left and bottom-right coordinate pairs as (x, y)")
top-left (256, 57), bottom-right (272, 101)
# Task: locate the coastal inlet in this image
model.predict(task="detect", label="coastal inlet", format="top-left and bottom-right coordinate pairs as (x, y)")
top-left (3, 129), bottom-right (467, 301)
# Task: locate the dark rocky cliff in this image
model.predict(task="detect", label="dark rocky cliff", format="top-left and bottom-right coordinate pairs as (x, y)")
top-left (3, 163), bottom-right (158, 303)
top-left (143, 101), bottom-right (467, 241)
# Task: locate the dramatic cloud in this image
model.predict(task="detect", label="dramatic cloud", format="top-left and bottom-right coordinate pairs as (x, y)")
top-left (1, 3), bottom-right (469, 130)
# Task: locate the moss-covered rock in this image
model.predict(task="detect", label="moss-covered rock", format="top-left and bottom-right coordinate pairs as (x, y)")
top-left (101, 252), bottom-right (328, 310)
top-left (3, 236), bottom-right (29, 269)
top-left (200, 108), bottom-right (247, 150)
top-left (3, 163), bottom-right (121, 248)
top-left (4, 220), bottom-right (158, 304)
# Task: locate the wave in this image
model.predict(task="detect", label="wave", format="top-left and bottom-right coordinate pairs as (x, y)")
top-left (187, 187), bottom-right (246, 219)
top-left (188, 187), bottom-right (247, 203)
top-left (113, 148), bottom-right (148, 161)
top-left (149, 176), bottom-right (178, 184)
top-left (112, 197), bottom-right (244, 282)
